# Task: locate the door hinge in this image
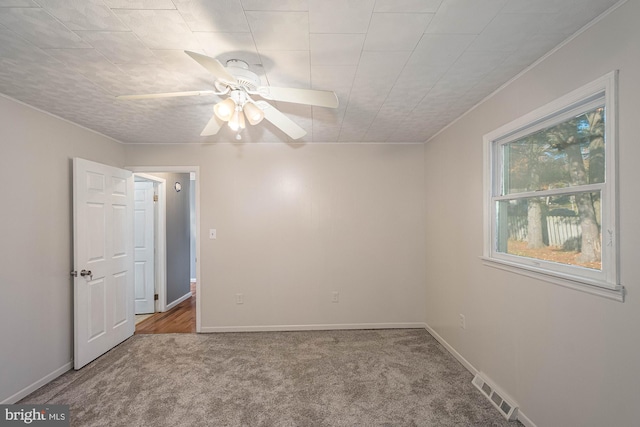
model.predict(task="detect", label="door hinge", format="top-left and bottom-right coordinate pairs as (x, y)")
top-left (154, 294), bottom-right (159, 301)
top-left (153, 194), bottom-right (158, 202)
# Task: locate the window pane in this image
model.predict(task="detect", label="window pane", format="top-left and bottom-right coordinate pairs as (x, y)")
top-left (496, 191), bottom-right (602, 270)
top-left (502, 106), bottom-right (605, 195)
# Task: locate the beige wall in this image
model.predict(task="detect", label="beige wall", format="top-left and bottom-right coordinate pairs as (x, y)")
top-left (125, 143), bottom-right (426, 330)
top-left (0, 95), bottom-right (125, 403)
top-left (423, 1), bottom-right (640, 426)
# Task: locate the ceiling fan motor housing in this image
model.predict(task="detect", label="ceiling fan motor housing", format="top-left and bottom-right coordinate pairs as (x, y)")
top-left (224, 59), bottom-right (261, 91)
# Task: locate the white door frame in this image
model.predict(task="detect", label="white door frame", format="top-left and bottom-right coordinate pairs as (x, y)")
top-left (133, 173), bottom-right (167, 313)
top-left (127, 166), bottom-right (200, 333)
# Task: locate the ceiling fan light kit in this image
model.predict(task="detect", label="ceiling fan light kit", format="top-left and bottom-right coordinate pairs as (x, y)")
top-left (117, 51), bottom-right (339, 141)
top-left (213, 97), bottom-right (236, 121)
top-left (243, 102), bottom-right (265, 126)
top-left (228, 108), bottom-right (245, 132)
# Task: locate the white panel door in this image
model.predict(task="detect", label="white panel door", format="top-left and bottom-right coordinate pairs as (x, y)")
top-left (73, 158), bottom-right (134, 370)
top-left (134, 181), bottom-right (155, 314)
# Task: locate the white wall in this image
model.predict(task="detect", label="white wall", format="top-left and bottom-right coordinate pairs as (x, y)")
top-left (423, 1), bottom-right (640, 426)
top-left (125, 143), bottom-right (426, 331)
top-left (0, 96), bottom-right (125, 403)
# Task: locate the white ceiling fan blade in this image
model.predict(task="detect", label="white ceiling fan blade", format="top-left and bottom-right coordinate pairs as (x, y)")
top-left (256, 101), bottom-right (307, 140)
top-left (117, 90), bottom-right (216, 100)
top-left (200, 114), bottom-right (223, 136)
top-left (184, 51), bottom-right (238, 85)
top-left (256, 86), bottom-right (339, 108)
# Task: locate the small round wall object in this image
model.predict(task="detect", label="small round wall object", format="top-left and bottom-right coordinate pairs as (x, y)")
top-left (174, 182), bottom-right (182, 192)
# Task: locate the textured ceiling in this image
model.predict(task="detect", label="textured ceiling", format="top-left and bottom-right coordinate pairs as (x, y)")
top-left (0, 0), bottom-right (619, 144)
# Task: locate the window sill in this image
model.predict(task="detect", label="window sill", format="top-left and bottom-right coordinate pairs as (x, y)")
top-left (480, 257), bottom-right (625, 302)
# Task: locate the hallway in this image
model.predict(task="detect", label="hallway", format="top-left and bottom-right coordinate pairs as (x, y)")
top-left (135, 283), bottom-right (196, 334)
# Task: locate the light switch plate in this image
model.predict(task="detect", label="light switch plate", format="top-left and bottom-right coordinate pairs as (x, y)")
top-left (209, 229), bottom-right (216, 239)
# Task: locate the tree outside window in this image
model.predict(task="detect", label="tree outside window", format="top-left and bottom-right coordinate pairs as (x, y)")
top-left (483, 72), bottom-right (622, 299)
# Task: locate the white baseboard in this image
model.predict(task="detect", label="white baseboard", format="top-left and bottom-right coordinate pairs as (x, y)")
top-left (422, 322), bottom-right (537, 427)
top-left (1, 362), bottom-right (72, 404)
top-left (165, 291), bottom-right (192, 311)
top-left (200, 322), bottom-right (426, 333)
top-left (516, 410), bottom-right (537, 427)
top-left (423, 323), bottom-right (478, 376)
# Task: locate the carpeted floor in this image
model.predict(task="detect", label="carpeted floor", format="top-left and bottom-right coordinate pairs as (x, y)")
top-left (21, 329), bottom-right (521, 426)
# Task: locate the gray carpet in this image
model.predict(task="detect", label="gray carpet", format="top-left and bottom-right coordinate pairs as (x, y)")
top-left (22, 329), bottom-right (521, 426)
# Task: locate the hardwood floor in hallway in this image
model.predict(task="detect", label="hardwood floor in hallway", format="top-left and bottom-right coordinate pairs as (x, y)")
top-left (135, 283), bottom-right (196, 334)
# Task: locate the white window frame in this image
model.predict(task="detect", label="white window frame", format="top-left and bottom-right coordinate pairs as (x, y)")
top-left (482, 71), bottom-right (624, 302)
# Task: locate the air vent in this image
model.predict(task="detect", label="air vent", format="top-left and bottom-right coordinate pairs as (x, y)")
top-left (472, 373), bottom-right (518, 421)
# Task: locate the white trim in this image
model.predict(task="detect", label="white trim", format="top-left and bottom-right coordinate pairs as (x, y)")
top-left (127, 166), bottom-right (201, 332)
top-left (423, 323), bottom-right (477, 376)
top-left (1, 362), bottom-right (72, 404)
top-left (481, 257), bottom-right (624, 302)
top-left (200, 322), bottom-right (426, 333)
top-left (166, 291), bottom-right (192, 311)
top-left (425, 0), bottom-right (628, 145)
top-left (516, 410), bottom-right (538, 427)
top-left (493, 183), bottom-right (604, 201)
top-left (483, 71), bottom-right (620, 294)
top-left (422, 323), bottom-right (538, 427)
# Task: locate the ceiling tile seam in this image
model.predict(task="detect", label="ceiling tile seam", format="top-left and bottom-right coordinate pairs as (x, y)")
top-left (377, 32), bottom-right (474, 142)
top-left (423, 0), bottom-right (630, 146)
top-left (86, 30), bottom-right (165, 72)
top-left (39, 2), bottom-right (132, 37)
top-left (310, 60), bottom-right (351, 140)
top-left (0, 27), bottom-right (45, 62)
top-left (3, 4), bottom-right (90, 47)
top-left (246, 9), bottom-right (305, 88)
top-left (336, 4), bottom-right (377, 142)
top-left (191, 30), bottom-right (251, 34)
top-left (384, 36), bottom-right (509, 141)
top-left (432, 0), bottom-right (445, 14)
top-left (70, 30), bottom-right (134, 33)
top-left (108, 8), bottom-right (177, 11)
top-left (168, 5), bottom-right (200, 35)
top-left (421, 0), bottom-right (447, 34)
top-left (42, 42), bottom-right (166, 95)
top-left (105, 6), bottom-right (178, 12)
top-left (456, 2), bottom-right (505, 38)
top-left (0, 22), bottom-right (89, 75)
top-left (345, 51), bottom-right (416, 142)
top-left (308, 31), bottom-right (368, 35)
top-left (494, 11), bottom-right (560, 38)
top-left (370, 12), bottom-right (436, 15)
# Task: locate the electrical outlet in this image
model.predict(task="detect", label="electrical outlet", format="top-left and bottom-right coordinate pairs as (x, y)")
top-left (236, 293), bottom-right (244, 305)
top-left (332, 291), bottom-right (339, 303)
top-left (459, 314), bottom-right (466, 330)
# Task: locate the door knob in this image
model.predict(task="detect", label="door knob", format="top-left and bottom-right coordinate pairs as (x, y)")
top-left (80, 269), bottom-right (93, 280)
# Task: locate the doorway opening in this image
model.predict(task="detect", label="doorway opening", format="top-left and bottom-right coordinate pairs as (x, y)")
top-left (129, 167), bottom-right (200, 334)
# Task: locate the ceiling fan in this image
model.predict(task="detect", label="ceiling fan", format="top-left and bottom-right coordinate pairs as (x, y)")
top-left (117, 51), bottom-right (339, 140)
